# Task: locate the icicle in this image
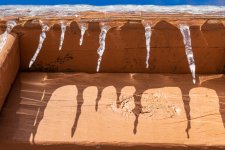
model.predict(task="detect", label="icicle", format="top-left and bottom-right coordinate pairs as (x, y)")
top-left (29, 24), bottom-right (49, 68)
top-left (144, 24), bottom-right (152, 68)
top-left (59, 22), bottom-right (66, 50)
top-left (0, 20), bottom-right (17, 53)
top-left (96, 25), bottom-right (111, 72)
top-left (179, 24), bottom-right (196, 84)
top-left (79, 23), bottom-right (88, 46)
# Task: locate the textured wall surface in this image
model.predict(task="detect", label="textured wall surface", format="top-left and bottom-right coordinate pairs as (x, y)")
top-left (0, 73), bottom-right (224, 149)
top-left (12, 20), bottom-right (225, 73)
top-left (0, 33), bottom-right (20, 111)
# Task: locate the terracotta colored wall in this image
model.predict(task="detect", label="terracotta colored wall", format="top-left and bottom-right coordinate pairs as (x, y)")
top-left (0, 33), bottom-right (20, 110)
top-left (15, 20), bottom-right (225, 73)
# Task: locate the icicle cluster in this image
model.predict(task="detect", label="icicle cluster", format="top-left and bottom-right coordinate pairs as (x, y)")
top-left (144, 24), bottom-right (152, 68)
top-left (179, 24), bottom-right (196, 84)
top-left (0, 20), bottom-right (17, 53)
top-left (59, 22), bottom-right (67, 50)
top-left (79, 23), bottom-right (88, 46)
top-left (0, 18), bottom-right (197, 84)
top-left (96, 25), bottom-right (111, 72)
top-left (29, 23), bottom-right (49, 68)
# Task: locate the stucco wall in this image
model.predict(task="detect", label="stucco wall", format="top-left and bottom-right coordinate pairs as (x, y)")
top-left (13, 20), bottom-right (225, 73)
top-left (0, 33), bottom-right (20, 110)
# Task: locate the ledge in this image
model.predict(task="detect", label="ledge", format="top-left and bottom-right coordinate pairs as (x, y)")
top-left (0, 73), bottom-right (224, 149)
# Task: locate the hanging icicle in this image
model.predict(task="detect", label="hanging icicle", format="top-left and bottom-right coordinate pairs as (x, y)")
top-left (0, 20), bottom-right (17, 53)
top-left (59, 22), bottom-right (66, 50)
top-left (29, 23), bottom-right (49, 68)
top-left (179, 24), bottom-right (196, 84)
top-left (79, 23), bottom-right (88, 46)
top-left (96, 24), bottom-right (111, 72)
top-left (144, 24), bottom-right (152, 68)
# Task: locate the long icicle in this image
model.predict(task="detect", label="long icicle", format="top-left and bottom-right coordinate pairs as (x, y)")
top-left (59, 22), bottom-right (66, 50)
top-left (96, 25), bottom-right (111, 72)
top-left (29, 23), bottom-right (49, 68)
top-left (0, 20), bottom-right (17, 53)
top-left (179, 24), bottom-right (196, 84)
top-left (79, 23), bottom-right (88, 46)
top-left (144, 24), bottom-right (152, 68)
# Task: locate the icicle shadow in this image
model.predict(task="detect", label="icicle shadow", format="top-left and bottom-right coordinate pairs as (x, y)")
top-left (71, 85), bottom-right (85, 138)
top-left (132, 92), bottom-right (142, 134)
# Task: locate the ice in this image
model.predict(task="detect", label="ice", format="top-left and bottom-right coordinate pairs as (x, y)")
top-left (79, 23), bottom-right (88, 46)
top-left (29, 23), bottom-right (49, 68)
top-left (0, 5), bottom-right (224, 17)
top-left (179, 24), bottom-right (196, 84)
top-left (96, 24), bottom-right (111, 72)
top-left (144, 24), bottom-right (152, 68)
top-left (0, 20), bottom-right (17, 53)
top-left (59, 22), bottom-right (66, 50)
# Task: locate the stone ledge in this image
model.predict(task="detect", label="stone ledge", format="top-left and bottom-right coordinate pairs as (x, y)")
top-left (0, 73), bottom-right (224, 149)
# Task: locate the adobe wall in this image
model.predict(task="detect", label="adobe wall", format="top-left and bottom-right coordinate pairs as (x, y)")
top-left (0, 33), bottom-right (20, 110)
top-left (11, 19), bottom-right (224, 73)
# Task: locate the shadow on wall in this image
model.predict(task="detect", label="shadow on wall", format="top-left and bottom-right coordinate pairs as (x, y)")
top-left (0, 73), bottom-right (224, 144)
